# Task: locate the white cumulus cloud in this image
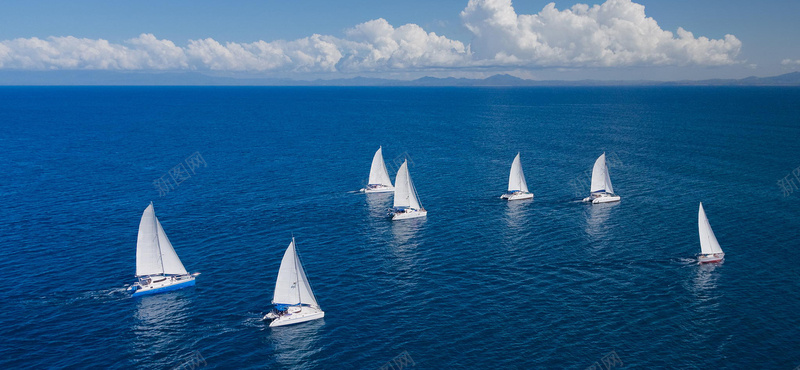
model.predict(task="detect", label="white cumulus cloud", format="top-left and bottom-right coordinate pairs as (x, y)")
top-left (0, 34), bottom-right (189, 70)
top-left (0, 0), bottom-right (741, 74)
top-left (127, 34), bottom-right (188, 69)
top-left (461, 0), bottom-right (741, 67)
top-left (781, 59), bottom-right (800, 66)
top-left (184, 34), bottom-right (346, 72)
top-left (0, 24), bottom-right (469, 73)
top-left (337, 19), bottom-right (469, 71)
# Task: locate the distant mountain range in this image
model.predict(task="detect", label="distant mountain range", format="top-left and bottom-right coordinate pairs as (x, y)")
top-left (1, 70), bottom-right (799, 86)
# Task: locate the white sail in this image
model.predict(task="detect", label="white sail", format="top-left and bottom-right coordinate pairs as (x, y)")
top-left (273, 238), bottom-right (319, 307)
top-left (393, 160), bottom-right (421, 210)
top-left (407, 167), bottom-right (421, 210)
top-left (507, 153), bottom-right (529, 192)
top-left (604, 162), bottom-right (614, 194)
top-left (136, 203), bottom-right (163, 277)
top-left (136, 203), bottom-right (188, 277)
top-left (698, 203), bottom-right (723, 255)
top-left (590, 153), bottom-right (613, 193)
top-left (368, 147), bottom-right (393, 186)
top-left (156, 219), bottom-right (188, 275)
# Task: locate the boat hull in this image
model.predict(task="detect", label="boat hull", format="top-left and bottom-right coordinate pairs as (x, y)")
top-left (392, 209), bottom-right (427, 220)
top-left (266, 306), bottom-right (325, 327)
top-left (584, 193), bottom-right (620, 203)
top-left (501, 192), bottom-right (533, 201)
top-left (592, 195), bottom-right (620, 204)
top-left (361, 185), bottom-right (395, 193)
top-left (698, 253), bottom-right (724, 263)
top-left (131, 275), bottom-right (196, 297)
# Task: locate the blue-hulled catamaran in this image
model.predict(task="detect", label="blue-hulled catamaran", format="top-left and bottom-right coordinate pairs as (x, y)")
top-left (127, 202), bottom-right (199, 297)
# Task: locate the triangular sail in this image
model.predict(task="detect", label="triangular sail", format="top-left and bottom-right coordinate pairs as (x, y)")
top-left (273, 238), bottom-right (319, 307)
top-left (156, 219), bottom-right (188, 275)
top-left (136, 203), bottom-right (188, 277)
top-left (604, 161), bottom-right (614, 194)
top-left (136, 203), bottom-right (163, 277)
top-left (393, 160), bottom-right (421, 209)
top-left (698, 203), bottom-right (723, 255)
top-left (507, 153), bottom-right (529, 192)
top-left (407, 167), bottom-right (421, 210)
top-left (295, 252), bottom-right (318, 307)
top-left (590, 153), bottom-right (611, 193)
top-left (368, 147), bottom-right (393, 186)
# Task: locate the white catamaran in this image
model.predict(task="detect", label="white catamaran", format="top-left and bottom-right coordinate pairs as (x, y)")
top-left (583, 152), bottom-right (620, 204)
top-left (697, 202), bottom-right (725, 263)
top-left (360, 146), bottom-right (395, 193)
top-left (264, 238), bottom-right (325, 327)
top-left (389, 160), bottom-right (427, 220)
top-left (128, 202), bottom-right (199, 297)
top-left (501, 153), bottom-right (534, 201)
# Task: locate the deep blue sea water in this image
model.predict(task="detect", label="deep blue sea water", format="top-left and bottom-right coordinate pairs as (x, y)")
top-left (1, 86), bottom-right (799, 369)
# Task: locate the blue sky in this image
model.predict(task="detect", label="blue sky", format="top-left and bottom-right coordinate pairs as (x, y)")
top-left (0, 0), bottom-right (798, 81)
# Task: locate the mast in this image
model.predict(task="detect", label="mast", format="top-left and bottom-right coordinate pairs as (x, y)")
top-left (293, 237), bottom-right (301, 305)
top-left (152, 202), bottom-right (165, 275)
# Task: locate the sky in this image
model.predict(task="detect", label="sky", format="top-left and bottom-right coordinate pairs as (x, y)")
top-left (0, 0), bottom-right (798, 81)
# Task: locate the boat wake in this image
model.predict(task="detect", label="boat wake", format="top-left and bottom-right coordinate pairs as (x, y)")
top-left (77, 287), bottom-right (131, 301)
top-left (677, 257), bottom-right (701, 265)
top-left (34, 287), bottom-right (131, 307)
top-left (242, 313), bottom-right (270, 328)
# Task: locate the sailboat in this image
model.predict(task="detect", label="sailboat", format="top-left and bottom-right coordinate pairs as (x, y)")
top-left (263, 238), bottom-right (325, 327)
top-left (389, 160), bottom-right (427, 220)
top-left (360, 146), bottom-right (395, 193)
top-left (697, 202), bottom-right (725, 263)
top-left (500, 153), bottom-right (534, 201)
top-left (127, 202), bottom-right (199, 297)
top-left (582, 152), bottom-right (620, 203)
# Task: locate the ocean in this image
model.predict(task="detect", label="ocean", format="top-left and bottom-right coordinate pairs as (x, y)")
top-left (0, 86), bottom-right (799, 369)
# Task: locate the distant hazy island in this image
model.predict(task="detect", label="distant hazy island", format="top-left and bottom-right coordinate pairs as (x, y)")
top-left (1, 71), bottom-right (799, 87)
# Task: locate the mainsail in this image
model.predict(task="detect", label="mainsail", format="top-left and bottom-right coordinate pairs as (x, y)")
top-left (508, 153), bottom-right (529, 192)
top-left (368, 147), bottom-right (393, 186)
top-left (698, 203), bottom-right (723, 255)
top-left (393, 160), bottom-right (420, 210)
top-left (136, 204), bottom-right (162, 277)
top-left (273, 238), bottom-right (319, 307)
top-left (136, 203), bottom-right (188, 277)
top-left (590, 153), bottom-right (613, 194)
